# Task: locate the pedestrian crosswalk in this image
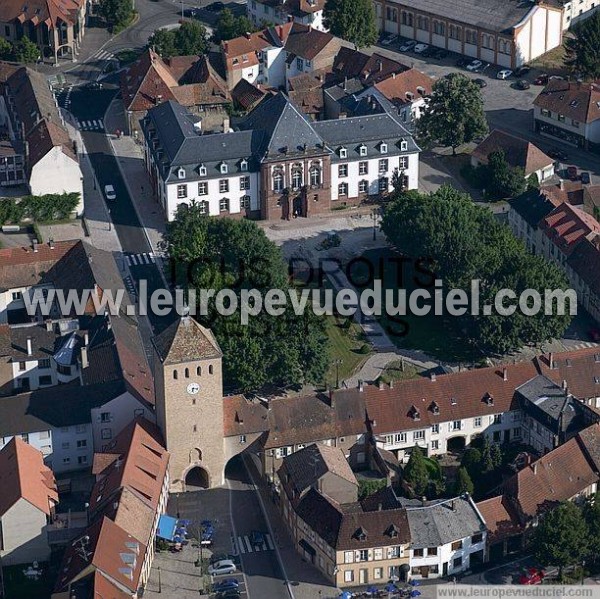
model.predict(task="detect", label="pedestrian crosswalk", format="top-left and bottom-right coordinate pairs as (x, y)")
top-left (77, 119), bottom-right (104, 131)
top-left (92, 49), bottom-right (114, 62)
top-left (236, 534), bottom-right (274, 554)
top-left (123, 275), bottom-right (136, 297)
top-left (126, 252), bottom-right (156, 267)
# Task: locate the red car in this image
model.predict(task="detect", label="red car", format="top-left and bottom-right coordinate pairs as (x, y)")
top-left (567, 166), bottom-right (578, 181)
top-left (519, 567), bottom-right (545, 585)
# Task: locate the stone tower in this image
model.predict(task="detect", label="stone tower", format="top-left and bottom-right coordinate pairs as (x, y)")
top-left (152, 316), bottom-right (224, 492)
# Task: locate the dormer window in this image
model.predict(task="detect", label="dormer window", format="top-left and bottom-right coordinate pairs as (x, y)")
top-left (359, 145), bottom-right (367, 157)
top-left (240, 159), bottom-right (248, 172)
top-left (380, 142), bottom-right (388, 154)
top-left (405, 91), bottom-right (414, 101)
top-left (430, 401), bottom-right (440, 415)
top-left (450, 397), bottom-right (457, 406)
top-left (177, 167), bottom-right (185, 179)
top-left (354, 527), bottom-right (368, 541)
top-left (400, 139), bottom-right (408, 151)
top-left (220, 163), bottom-right (228, 174)
top-left (416, 86), bottom-right (425, 95)
top-left (339, 147), bottom-right (347, 158)
top-left (483, 393), bottom-right (494, 406)
top-left (386, 524), bottom-right (399, 538)
top-left (199, 164), bottom-right (207, 176)
top-left (409, 405), bottom-right (420, 421)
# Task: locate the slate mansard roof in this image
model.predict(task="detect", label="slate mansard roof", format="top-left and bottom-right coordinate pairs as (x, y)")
top-left (142, 92), bottom-right (417, 182)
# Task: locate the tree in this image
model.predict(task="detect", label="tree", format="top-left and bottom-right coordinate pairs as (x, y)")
top-left (323, 0), bottom-right (378, 49)
top-left (417, 73), bottom-right (488, 155)
top-left (380, 185), bottom-right (573, 354)
top-left (0, 38), bottom-right (12, 61)
top-left (358, 479), bottom-right (387, 500)
top-left (97, 0), bottom-right (133, 30)
top-left (215, 8), bottom-right (256, 42)
top-left (167, 203), bottom-right (330, 392)
top-left (490, 443), bottom-right (503, 469)
top-left (565, 11), bottom-right (600, 80)
top-left (461, 448), bottom-right (482, 480)
top-left (481, 438), bottom-right (494, 472)
top-left (453, 467), bottom-right (474, 496)
top-left (484, 150), bottom-right (526, 200)
top-left (583, 493), bottom-right (600, 561)
top-left (149, 28), bottom-right (177, 59)
top-left (12, 38), bottom-right (39, 64)
top-left (533, 502), bottom-right (588, 579)
top-left (174, 20), bottom-right (209, 56)
top-left (403, 447), bottom-right (430, 498)
top-left (527, 172), bottom-right (540, 190)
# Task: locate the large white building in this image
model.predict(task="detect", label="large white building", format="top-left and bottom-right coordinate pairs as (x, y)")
top-left (247, 0), bottom-right (328, 32)
top-left (374, 0), bottom-right (563, 68)
top-left (142, 92), bottom-right (420, 222)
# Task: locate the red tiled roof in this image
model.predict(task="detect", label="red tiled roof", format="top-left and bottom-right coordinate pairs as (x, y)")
top-left (534, 80), bottom-right (600, 124)
top-left (0, 0), bottom-right (83, 29)
top-left (222, 23), bottom-right (293, 67)
top-left (0, 437), bottom-right (57, 517)
top-left (374, 68), bottom-right (435, 106)
top-left (539, 202), bottom-right (600, 256)
top-left (333, 47), bottom-right (409, 85)
top-left (476, 495), bottom-right (522, 543)
top-left (471, 129), bottom-right (554, 177)
top-left (504, 431), bottom-right (599, 521)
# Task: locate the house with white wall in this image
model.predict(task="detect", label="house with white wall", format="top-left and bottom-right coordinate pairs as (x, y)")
top-left (0, 437), bottom-right (58, 565)
top-left (406, 495), bottom-right (486, 579)
top-left (248, 0), bottom-right (328, 32)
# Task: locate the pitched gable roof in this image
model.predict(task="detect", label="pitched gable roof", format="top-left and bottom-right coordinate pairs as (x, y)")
top-left (0, 0), bottom-right (82, 29)
top-left (284, 22), bottom-right (335, 61)
top-left (510, 189), bottom-right (557, 228)
top-left (534, 80), bottom-right (600, 124)
top-left (472, 129), bottom-right (553, 176)
top-left (0, 437), bottom-right (57, 517)
top-left (374, 68), bottom-right (435, 106)
top-left (539, 202), bottom-right (600, 256)
top-left (333, 47), bottom-right (408, 85)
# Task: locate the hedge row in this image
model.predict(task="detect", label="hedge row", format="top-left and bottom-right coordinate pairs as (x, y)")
top-left (0, 192), bottom-right (80, 224)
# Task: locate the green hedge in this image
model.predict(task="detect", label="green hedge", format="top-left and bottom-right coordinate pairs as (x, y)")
top-left (0, 192), bottom-right (80, 224)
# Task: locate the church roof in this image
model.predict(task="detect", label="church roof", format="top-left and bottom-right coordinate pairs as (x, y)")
top-left (152, 316), bottom-right (222, 365)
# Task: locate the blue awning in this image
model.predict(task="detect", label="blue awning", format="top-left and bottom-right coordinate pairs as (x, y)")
top-left (157, 515), bottom-right (178, 541)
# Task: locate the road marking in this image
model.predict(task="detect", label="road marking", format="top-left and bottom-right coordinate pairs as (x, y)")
top-left (98, 119), bottom-right (104, 129)
top-left (126, 253), bottom-right (156, 267)
top-left (236, 534), bottom-right (274, 554)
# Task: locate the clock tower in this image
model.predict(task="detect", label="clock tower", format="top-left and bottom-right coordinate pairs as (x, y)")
top-left (152, 315), bottom-right (225, 491)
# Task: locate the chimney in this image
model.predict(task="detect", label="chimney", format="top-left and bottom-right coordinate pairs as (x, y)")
top-left (48, 238), bottom-right (55, 250)
top-left (319, 73), bottom-right (324, 83)
top-left (81, 345), bottom-right (89, 369)
top-left (532, 462), bottom-right (538, 475)
top-left (549, 352), bottom-right (554, 368)
top-left (451, 499), bottom-right (456, 511)
top-left (378, 502), bottom-right (383, 511)
top-left (26, 337), bottom-right (32, 356)
top-left (224, 41), bottom-right (228, 53)
top-left (45, 320), bottom-right (53, 332)
top-left (421, 496), bottom-right (427, 506)
top-left (343, 76), bottom-right (347, 91)
top-left (328, 387), bottom-right (334, 408)
top-left (430, 372), bottom-right (436, 382)
top-left (502, 367), bottom-right (508, 382)
top-left (222, 116), bottom-right (230, 133)
top-left (389, 379), bottom-right (394, 389)
top-left (84, 332), bottom-right (89, 347)
top-left (378, 379), bottom-right (384, 390)
top-left (377, 59), bottom-right (383, 72)
top-left (32, 239), bottom-right (38, 252)
top-left (358, 379), bottom-right (364, 392)
top-left (562, 379), bottom-right (568, 391)
top-left (245, 32), bottom-right (252, 39)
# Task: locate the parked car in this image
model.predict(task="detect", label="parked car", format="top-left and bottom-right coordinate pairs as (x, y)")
top-left (519, 567), bottom-right (545, 585)
top-left (473, 78), bottom-right (487, 88)
top-left (456, 57), bottom-right (469, 67)
top-left (398, 40), bottom-right (416, 52)
top-left (421, 46), bottom-right (437, 57)
top-left (413, 43), bottom-right (429, 54)
top-left (497, 69), bottom-right (513, 80)
top-left (432, 48), bottom-right (449, 59)
top-left (217, 590), bottom-right (241, 599)
top-left (466, 59), bottom-right (483, 72)
top-left (581, 171), bottom-right (591, 184)
top-left (533, 73), bottom-right (549, 85)
top-left (549, 75), bottom-right (564, 80)
top-left (547, 148), bottom-right (569, 161)
top-left (514, 65), bottom-right (531, 77)
top-left (213, 579), bottom-right (240, 593)
top-left (208, 560), bottom-right (237, 576)
top-left (514, 79), bottom-right (530, 90)
top-left (567, 165), bottom-right (579, 181)
top-left (104, 184), bottom-right (116, 201)
top-left (210, 553), bottom-right (239, 565)
top-left (381, 33), bottom-right (398, 46)
top-left (206, 1), bottom-right (224, 10)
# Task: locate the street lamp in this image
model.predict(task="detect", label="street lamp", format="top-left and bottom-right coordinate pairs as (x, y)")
top-left (371, 207), bottom-right (379, 241)
top-left (334, 358), bottom-right (342, 389)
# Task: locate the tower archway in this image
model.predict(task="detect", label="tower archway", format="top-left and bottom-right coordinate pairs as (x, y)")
top-left (184, 466), bottom-right (210, 491)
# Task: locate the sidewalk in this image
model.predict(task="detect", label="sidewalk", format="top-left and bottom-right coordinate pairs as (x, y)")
top-left (104, 97), bottom-right (168, 254)
top-left (243, 456), bottom-right (338, 599)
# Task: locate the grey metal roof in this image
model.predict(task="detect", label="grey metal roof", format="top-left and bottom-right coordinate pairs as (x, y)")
top-left (410, 0), bottom-right (537, 34)
top-left (509, 190), bottom-right (556, 228)
top-left (324, 78), bottom-right (365, 102)
top-left (240, 93), bottom-right (327, 160)
top-left (312, 113), bottom-right (419, 162)
top-left (406, 496), bottom-right (485, 549)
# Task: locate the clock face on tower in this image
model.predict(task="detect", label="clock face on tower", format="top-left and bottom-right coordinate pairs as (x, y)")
top-left (187, 383), bottom-right (200, 395)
